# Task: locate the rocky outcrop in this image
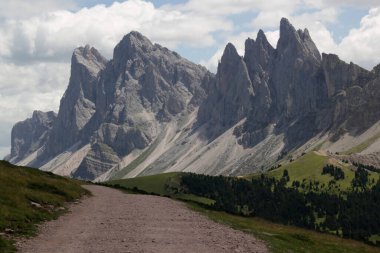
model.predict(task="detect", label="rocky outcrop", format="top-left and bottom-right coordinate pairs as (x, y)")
top-left (71, 32), bottom-right (211, 180)
top-left (319, 53), bottom-right (380, 134)
top-left (8, 31), bottom-right (211, 180)
top-left (198, 43), bottom-right (253, 136)
top-left (8, 19), bottom-right (380, 180)
top-left (200, 18), bottom-right (325, 148)
top-left (200, 17), bottom-right (380, 153)
top-left (9, 111), bottom-right (56, 163)
top-left (95, 31), bottom-right (210, 126)
top-left (73, 142), bottom-right (120, 180)
top-left (271, 18), bottom-right (322, 121)
top-left (322, 53), bottom-right (373, 98)
top-left (44, 45), bottom-right (107, 158)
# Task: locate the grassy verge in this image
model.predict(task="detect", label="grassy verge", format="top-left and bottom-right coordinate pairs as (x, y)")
top-left (188, 203), bottom-right (380, 253)
top-left (0, 161), bottom-right (88, 253)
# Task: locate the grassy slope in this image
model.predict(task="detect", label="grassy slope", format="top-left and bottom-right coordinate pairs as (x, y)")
top-left (107, 172), bottom-right (214, 205)
top-left (109, 172), bottom-right (182, 195)
top-left (0, 161), bottom-right (88, 253)
top-left (250, 152), bottom-right (379, 191)
top-left (266, 152), bottom-right (329, 182)
top-left (106, 172), bottom-right (380, 253)
top-left (189, 204), bottom-right (380, 253)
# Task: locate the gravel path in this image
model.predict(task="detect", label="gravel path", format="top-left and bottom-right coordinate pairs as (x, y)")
top-left (17, 185), bottom-right (268, 253)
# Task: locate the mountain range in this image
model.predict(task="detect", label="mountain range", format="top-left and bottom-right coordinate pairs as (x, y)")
top-left (6, 18), bottom-right (380, 181)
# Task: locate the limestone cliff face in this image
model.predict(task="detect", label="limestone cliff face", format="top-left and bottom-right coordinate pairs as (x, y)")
top-left (95, 32), bottom-right (209, 130)
top-left (200, 18), bottom-right (325, 148)
top-left (45, 45), bottom-right (107, 158)
top-left (240, 30), bottom-right (274, 143)
top-left (199, 18), bottom-right (380, 152)
top-left (8, 19), bottom-right (380, 180)
top-left (322, 53), bottom-right (373, 98)
top-left (198, 43), bottom-right (253, 136)
top-left (71, 32), bottom-right (211, 179)
top-left (9, 111), bottom-right (56, 163)
top-left (9, 31), bottom-right (211, 180)
top-left (271, 18), bottom-right (323, 121)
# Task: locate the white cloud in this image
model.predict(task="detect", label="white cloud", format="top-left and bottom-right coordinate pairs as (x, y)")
top-left (0, 61), bottom-right (70, 158)
top-left (0, 62), bottom-right (69, 122)
top-left (252, 10), bottom-right (292, 29)
top-left (303, 0), bottom-right (380, 9)
top-left (337, 7), bottom-right (380, 69)
top-left (0, 0), bottom-right (77, 19)
top-left (169, 0), bottom-right (300, 16)
top-left (0, 0), bottom-right (232, 63)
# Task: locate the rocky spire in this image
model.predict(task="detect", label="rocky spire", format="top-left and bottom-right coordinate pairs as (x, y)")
top-left (112, 31), bottom-right (154, 70)
top-left (198, 43), bottom-right (253, 133)
top-left (277, 18), bottom-right (321, 62)
top-left (244, 30), bottom-right (274, 90)
top-left (10, 111), bottom-right (56, 163)
top-left (44, 45), bottom-right (108, 157)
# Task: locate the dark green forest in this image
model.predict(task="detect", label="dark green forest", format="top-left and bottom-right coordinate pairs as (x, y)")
top-left (181, 165), bottom-right (380, 245)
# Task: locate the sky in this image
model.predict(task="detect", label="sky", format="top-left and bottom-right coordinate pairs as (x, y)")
top-left (1, 0), bottom-right (380, 158)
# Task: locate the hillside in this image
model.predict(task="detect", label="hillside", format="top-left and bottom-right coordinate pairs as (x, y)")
top-left (249, 151), bottom-right (380, 192)
top-left (104, 172), bottom-right (380, 253)
top-left (0, 161), bottom-right (88, 253)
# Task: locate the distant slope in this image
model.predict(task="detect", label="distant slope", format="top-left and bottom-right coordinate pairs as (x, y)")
top-left (246, 151), bottom-right (379, 192)
top-left (191, 204), bottom-right (380, 253)
top-left (106, 172), bottom-right (215, 205)
top-left (110, 172), bottom-right (182, 195)
top-left (0, 161), bottom-right (88, 253)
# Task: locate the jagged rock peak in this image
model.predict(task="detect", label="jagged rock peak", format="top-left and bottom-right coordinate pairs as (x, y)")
top-left (32, 110), bottom-right (57, 122)
top-left (279, 17), bottom-right (296, 38)
top-left (244, 30), bottom-right (274, 72)
top-left (244, 30), bottom-right (270, 52)
top-left (245, 29), bottom-right (274, 54)
top-left (114, 31), bottom-right (153, 55)
top-left (221, 43), bottom-right (241, 63)
top-left (278, 17), bottom-right (300, 50)
top-left (277, 17), bottom-right (321, 61)
top-left (10, 110), bottom-right (57, 161)
top-left (257, 29), bottom-right (266, 40)
top-left (72, 45), bottom-right (108, 74)
top-left (245, 37), bottom-right (255, 49)
top-left (372, 63), bottom-right (380, 75)
top-left (298, 28), bottom-right (311, 40)
top-left (112, 31), bottom-right (156, 68)
top-left (124, 31), bottom-right (153, 46)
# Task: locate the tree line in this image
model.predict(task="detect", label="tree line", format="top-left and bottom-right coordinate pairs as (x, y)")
top-left (181, 170), bottom-right (380, 245)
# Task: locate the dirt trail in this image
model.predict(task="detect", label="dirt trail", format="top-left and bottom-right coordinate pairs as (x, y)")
top-left (17, 185), bottom-right (267, 253)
